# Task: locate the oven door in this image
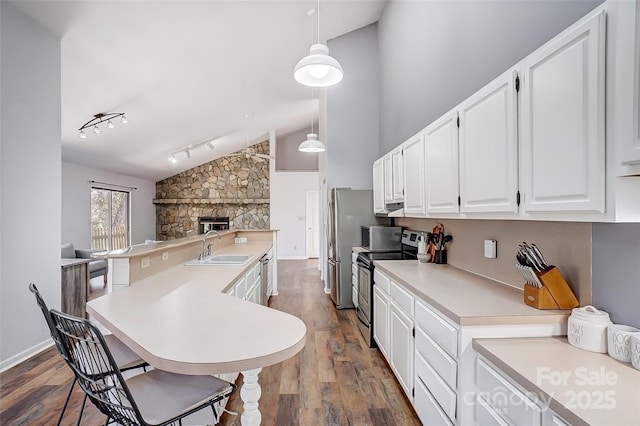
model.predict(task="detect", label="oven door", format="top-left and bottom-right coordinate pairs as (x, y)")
top-left (357, 264), bottom-right (371, 321)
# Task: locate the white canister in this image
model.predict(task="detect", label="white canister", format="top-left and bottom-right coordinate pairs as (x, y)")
top-left (630, 333), bottom-right (640, 371)
top-left (607, 324), bottom-right (640, 363)
top-left (567, 305), bottom-right (612, 353)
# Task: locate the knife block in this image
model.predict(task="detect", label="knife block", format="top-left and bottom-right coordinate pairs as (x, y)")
top-left (523, 266), bottom-right (579, 310)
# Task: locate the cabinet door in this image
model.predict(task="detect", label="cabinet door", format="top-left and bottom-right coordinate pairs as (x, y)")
top-left (459, 69), bottom-right (518, 213)
top-left (519, 11), bottom-right (605, 213)
top-left (390, 300), bottom-right (414, 397)
top-left (373, 285), bottom-right (390, 360)
top-left (383, 154), bottom-right (393, 203)
top-left (391, 147), bottom-right (404, 202)
top-left (425, 111), bottom-right (460, 214)
top-left (373, 158), bottom-right (387, 214)
top-left (402, 133), bottom-right (427, 217)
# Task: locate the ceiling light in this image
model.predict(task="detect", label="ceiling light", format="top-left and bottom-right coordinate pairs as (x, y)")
top-left (78, 112), bottom-right (128, 138)
top-left (294, 2), bottom-right (343, 88)
top-left (299, 88), bottom-right (325, 153)
top-left (299, 133), bottom-right (325, 152)
top-left (169, 154), bottom-right (177, 164)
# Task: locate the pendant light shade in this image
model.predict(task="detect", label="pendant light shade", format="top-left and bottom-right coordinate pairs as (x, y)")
top-left (294, 44), bottom-right (343, 87)
top-left (298, 133), bottom-right (325, 153)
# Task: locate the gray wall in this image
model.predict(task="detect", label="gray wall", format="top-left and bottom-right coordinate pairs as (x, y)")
top-left (275, 127), bottom-right (319, 171)
top-left (1, 2), bottom-right (62, 369)
top-left (592, 223), bottom-right (640, 328)
top-left (377, 0), bottom-right (603, 153)
top-left (327, 23), bottom-right (379, 189)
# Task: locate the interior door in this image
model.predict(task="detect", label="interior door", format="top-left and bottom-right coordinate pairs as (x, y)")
top-left (305, 190), bottom-right (319, 258)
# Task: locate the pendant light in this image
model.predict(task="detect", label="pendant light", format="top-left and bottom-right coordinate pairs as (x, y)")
top-left (293, 0), bottom-right (343, 88)
top-left (299, 88), bottom-right (326, 153)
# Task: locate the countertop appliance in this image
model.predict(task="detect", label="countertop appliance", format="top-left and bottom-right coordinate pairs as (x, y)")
top-left (198, 216), bottom-right (230, 234)
top-left (361, 225), bottom-right (402, 251)
top-left (328, 188), bottom-right (379, 309)
top-left (356, 230), bottom-right (420, 347)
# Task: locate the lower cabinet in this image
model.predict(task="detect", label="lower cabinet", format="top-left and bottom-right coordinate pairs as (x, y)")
top-left (390, 299), bottom-right (414, 397)
top-left (414, 376), bottom-right (454, 426)
top-left (373, 284), bottom-right (390, 358)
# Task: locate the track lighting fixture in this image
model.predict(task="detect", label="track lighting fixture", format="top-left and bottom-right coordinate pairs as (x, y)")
top-left (78, 112), bottom-right (128, 138)
top-left (168, 138), bottom-right (216, 164)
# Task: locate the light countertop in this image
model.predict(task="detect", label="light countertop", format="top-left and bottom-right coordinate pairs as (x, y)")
top-left (374, 260), bottom-right (569, 326)
top-left (94, 229), bottom-right (276, 259)
top-left (473, 337), bottom-right (640, 426)
top-left (87, 241), bottom-right (306, 375)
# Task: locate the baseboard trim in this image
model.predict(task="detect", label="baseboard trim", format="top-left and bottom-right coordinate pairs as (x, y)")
top-left (0, 339), bottom-right (53, 373)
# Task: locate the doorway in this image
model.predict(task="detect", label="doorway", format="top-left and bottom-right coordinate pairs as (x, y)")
top-left (305, 190), bottom-right (319, 258)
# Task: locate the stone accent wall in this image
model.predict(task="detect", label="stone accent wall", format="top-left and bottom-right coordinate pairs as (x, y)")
top-left (155, 141), bottom-right (270, 239)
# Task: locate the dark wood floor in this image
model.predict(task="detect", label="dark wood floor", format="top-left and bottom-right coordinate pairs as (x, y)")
top-left (0, 260), bottom-right (419, 425)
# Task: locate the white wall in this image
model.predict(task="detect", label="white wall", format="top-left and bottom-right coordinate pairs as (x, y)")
top-left (377, 0), bottom-right (603, 153)
top-left (327, 23), bottom-right (379, 189)
top-left (270, 171), bottom-right (319, 259)
top-left (1, 2), bottom-right (61, 370)
top-left (275, 126), bottom-right (319, 172)
top-left (62, 162), bottom-right (156, 247)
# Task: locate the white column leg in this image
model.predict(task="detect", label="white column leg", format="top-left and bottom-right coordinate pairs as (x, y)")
top-left (240, 368), bottom-right (262, 426)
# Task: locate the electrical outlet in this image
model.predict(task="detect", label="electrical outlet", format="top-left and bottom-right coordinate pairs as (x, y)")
top-left (484, 240), bottom-right (497, 259)
top-left (141, 256), bottom-right (150, 269)
top-left (161, 251), bottom-right (169, 261)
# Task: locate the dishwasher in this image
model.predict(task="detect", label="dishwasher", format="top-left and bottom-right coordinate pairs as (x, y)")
top-left (260, 253), bottom-right (270, 306)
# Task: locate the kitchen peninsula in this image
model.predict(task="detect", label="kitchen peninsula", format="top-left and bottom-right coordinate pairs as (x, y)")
top-left (88, 229), bottom-right (305, 426)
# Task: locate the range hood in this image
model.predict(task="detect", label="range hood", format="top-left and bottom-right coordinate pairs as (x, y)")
top-left (377, 202), bottom-right (404, 218)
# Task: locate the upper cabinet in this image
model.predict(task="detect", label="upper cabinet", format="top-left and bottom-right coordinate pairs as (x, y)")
top-left (391, 146), bottom-right (405, 203)
top-left (425, 111), bottom-right (459, 214)
top-left (458, 69), bottom-right (519, 214)
top-left (403, 134), bottom-right (427, 217)
top-left (373, 158), bottom-right (386, 215)
top-left (383, 153), bottom-right (393, 203)
top-left (519, 11), bottom-right (606, 213)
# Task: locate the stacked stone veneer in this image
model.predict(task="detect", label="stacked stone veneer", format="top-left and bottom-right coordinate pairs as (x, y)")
top-left (155, 141), bottom-right (270, 239)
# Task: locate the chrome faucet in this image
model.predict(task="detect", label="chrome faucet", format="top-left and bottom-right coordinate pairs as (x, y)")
top-left (199, 230), bottom-right (221, 260)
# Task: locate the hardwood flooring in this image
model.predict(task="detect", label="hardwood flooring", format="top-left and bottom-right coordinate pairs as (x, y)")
top-left (0, 259), bottom-right (420, 425)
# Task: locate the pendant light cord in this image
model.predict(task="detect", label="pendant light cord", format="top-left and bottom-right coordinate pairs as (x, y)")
top-left (311, 88), bottom-right (315, 134)
top-left (317, 0), bottom-right (320, 44)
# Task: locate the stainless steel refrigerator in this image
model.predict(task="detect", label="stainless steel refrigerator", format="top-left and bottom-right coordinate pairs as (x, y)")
top-left (327, 188), bottom-right (377, 309)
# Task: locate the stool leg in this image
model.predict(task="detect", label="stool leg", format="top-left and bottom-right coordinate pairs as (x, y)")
top-left (76, 393), bottom-right (87, 426)
top-left (57, 377), bottom-right (76, 426)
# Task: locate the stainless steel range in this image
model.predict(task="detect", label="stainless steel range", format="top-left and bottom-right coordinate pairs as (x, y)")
top-left (356, 230), bottom-right (420, 347)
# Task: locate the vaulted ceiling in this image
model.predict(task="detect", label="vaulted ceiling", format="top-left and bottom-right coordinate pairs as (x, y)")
top-left (13, 0), bottom-right (386, 181)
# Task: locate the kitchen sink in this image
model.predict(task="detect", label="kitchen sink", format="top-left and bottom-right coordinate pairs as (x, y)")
top-left (184, 254), bottom-right (253, 266)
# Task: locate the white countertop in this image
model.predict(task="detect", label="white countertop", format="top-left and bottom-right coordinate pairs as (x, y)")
top-left (94, 229), bottom-right (276, 259)
top-left (473, 337), bottom-right (640, 426)
top-left (374, 260), bottom-right (569, 326)
top-left (87, 242), bottom-right (306, 375)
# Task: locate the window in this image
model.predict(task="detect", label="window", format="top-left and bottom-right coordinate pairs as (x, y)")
top-left (91, 187), bottom-right (130, 250)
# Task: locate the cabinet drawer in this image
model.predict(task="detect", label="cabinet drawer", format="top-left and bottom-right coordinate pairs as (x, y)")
top-left (415, 351), bottom-right (456, 421)
top-left (476, 395), bottom-right (509, 426)
top-left (476, 358), bottom-right (541, 426)
top-left (414, 375), bottom-right (454, 426)
top-left (373, 269), bottom-right (390, 294)
top-left (251, 262), bottom-right (261, 280)
top-left (415, 325), bottom-right (457, 389)
top-left (390, 280), bottom-right (414, 316)
top-left (415, 300), bottom-right (458, 358)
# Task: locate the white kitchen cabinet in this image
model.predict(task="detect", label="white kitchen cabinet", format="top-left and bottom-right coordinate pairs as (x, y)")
top-left (390, 299), bottom-right (414, 398)
top-left (373, 284), bottom-right (390, 359)
top-left (383, 153), bottom-right (393, 203)
top-left (425, 110), bottom-right (460, 214)
top-left (373, 158), bottom-right (386, 214)
top-left (519, 11), bottom-right (606, 213)
top-left (458, 69), bottom-right (519, 213)
top-left (402, 133), bottom-right (427, 217)
top-left (391, 146), bottom-right (404, 203)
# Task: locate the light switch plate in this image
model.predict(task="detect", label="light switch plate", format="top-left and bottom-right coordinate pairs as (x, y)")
top-left (161, 251), bottom-right (169, 261)
top-left (484, 240), bottom-right (497, 259)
